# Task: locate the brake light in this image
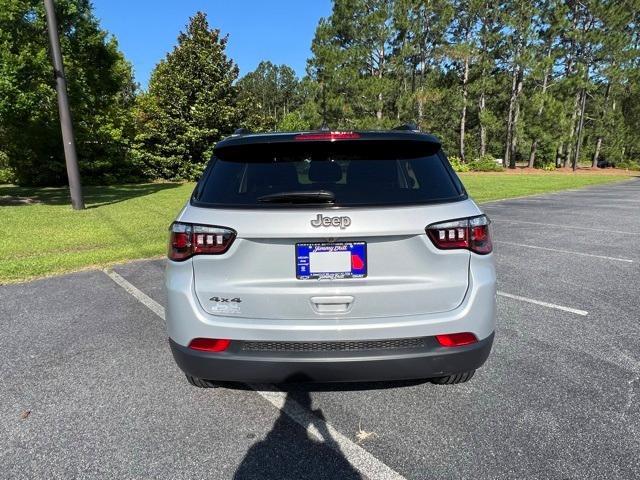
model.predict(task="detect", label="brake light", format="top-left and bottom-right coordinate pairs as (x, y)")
top-left (168, 222), bottom-right (236, 261)
top-left (188, 338), bottom-right (231, 352)
top-left (294, 131), bottom-right (360, 141)
top-left (426, 215), bottom-right (492, 254)
top-left (436, 332), bottom-right (478, 347)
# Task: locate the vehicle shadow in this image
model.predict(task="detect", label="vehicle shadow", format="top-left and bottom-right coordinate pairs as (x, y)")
top-left (233, 389), bottom-right (363, 480)
top-left (0, 182), bottom-right (183, 208)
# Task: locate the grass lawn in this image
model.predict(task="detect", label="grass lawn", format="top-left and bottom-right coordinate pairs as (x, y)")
top-left (458, 171), bottom-right (634, 202)
top-left (0, 171), bottom-right (634, 283)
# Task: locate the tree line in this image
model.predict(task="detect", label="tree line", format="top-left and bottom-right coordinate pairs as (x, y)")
top-left (306, 0), bottom-right (640, 170)
top-left (1, 0), bottom-right (639, 186)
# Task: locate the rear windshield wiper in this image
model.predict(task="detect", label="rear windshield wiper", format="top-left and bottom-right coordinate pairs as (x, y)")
top-left (257, 190), bottom-right (336, 204)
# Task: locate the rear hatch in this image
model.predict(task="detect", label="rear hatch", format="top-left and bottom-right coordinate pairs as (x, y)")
top-left (182, 133), bottom-right (477, 320)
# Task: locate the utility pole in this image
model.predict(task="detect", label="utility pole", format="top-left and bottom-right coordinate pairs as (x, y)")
top-left (44, 0), bottom-right (85, 209)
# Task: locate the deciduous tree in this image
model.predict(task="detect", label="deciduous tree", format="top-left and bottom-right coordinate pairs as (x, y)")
top-left (0, 0), bottom-right (136, 186)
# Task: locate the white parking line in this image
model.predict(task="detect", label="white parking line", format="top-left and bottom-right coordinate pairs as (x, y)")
top-left (494, 240), bottom-right (634, 263)
top-left (103, 269), bottom-right (406, 480)
top-left (492, 219), bottom-right (638, 235)
top-left (105, 269), bottom-right (166, 318)
top-left (497, 291), bottom-right (588, 316)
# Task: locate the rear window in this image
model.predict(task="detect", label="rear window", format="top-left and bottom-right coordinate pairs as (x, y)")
top-left (193, 140), bottom-right (465, 208)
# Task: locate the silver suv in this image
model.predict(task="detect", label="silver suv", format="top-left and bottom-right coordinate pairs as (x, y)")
top-left (165, 129), bottom-right (496, 387)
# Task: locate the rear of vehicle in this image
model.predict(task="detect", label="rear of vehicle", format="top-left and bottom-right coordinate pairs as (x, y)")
top-left (165, 130), bottom-right (496, 385)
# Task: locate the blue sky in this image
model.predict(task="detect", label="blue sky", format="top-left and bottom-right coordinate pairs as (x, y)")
top-left (93, 0), bottom-right (332, 89)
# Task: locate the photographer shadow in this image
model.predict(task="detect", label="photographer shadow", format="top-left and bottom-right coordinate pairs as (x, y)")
top-left (233, 389), bottom-right (362, 480)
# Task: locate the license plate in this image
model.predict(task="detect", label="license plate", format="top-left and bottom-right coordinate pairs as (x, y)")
top-left (296, 242), bottom-right (367, 280)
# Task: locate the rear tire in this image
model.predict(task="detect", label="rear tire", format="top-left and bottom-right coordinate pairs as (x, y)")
top-left (430, 370), bottom-right (475, 385)
top-left (185, 374), bottom-right (219, 388)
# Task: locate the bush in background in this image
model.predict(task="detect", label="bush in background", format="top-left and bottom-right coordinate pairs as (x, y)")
top-left (449, 155), bottom-right (504, 172)
top-left (616, 160), bottom-right (640, 171)
top-left (448, 156), bottom-right (470, 172)
top-left (0, 151), bottom-right (15, 184)
top-left (468, 155), bottom-right (504, 172)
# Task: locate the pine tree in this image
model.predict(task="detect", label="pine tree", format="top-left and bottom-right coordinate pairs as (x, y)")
top-left (472, 0), bottom-right (502, 158)
top-left (391, 0), bottom-right (453, 127)
top-left (500, 0), bottom-right (539, 168)
top-left (590, 2), bottom-right (637, 166)
top-left (134, 12), bottom-right (238, 180)
top-left (309, 0), bottom-right (396, 129)
top-left (236, 61), bottom-right (303, 131)
top-left (525, 0), bottom-right (564, 167)
top-left (447, 0), bottom-right (484, 161)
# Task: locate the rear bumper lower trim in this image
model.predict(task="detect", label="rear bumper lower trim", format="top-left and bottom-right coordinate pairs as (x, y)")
top-left (169, 333), bottom-right (494, 383)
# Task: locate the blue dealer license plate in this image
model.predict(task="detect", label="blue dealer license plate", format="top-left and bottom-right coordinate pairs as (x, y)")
top-left (296, 242), bottom-right (367, 280)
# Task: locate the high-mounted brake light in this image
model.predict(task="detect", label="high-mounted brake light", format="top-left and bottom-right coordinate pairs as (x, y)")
top-left (426, 215), bottom-right (492, 254)
top-left (168, 222), bottom-right (236, 261)
top-left (188, 338), bottom-right (231, 352)
top-left (294, 131), bottom-right (361, 142)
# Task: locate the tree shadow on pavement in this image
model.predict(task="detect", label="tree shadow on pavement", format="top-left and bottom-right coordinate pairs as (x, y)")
top-left (234, 389), bottom-right (362, 480)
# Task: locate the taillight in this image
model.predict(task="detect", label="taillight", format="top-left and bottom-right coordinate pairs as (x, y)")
top-left (294, 131), bottom-right (360, 141)
top-left (168, 222), bottom-right (236, 261)
top-left (426, 215), bottom-right (492, 254)
top-left (188, 338), bottom-right (231, 352)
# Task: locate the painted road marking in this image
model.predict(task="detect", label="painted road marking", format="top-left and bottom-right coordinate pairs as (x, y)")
top-left (103, 269), bottom-right (406, 480)
top-left (494, 240), bottom-right (634, 263)
top-left (497, 291), bottom-right (588, 316)
top-left (105, 269), bottom-right (166, 318)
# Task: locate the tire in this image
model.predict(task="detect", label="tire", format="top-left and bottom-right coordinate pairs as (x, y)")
top-left (185, 374), bottom-right (219, 388)
top-left (430, 370), bottom-right (475, 385)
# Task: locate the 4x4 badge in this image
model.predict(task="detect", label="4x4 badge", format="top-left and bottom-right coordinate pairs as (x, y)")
top-left (310, 214), bottom-right (351, 229)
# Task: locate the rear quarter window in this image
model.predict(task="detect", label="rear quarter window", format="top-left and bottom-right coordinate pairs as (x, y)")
top-left (194, 140), bottom-right (466, 208)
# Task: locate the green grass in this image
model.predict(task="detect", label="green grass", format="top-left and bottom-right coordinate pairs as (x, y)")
top-left (0, 172), bottom-right (633, 283)
top-left (459, 172), bottom-right (632, 203)
top-left (0, 183), bottom-right (194, 283)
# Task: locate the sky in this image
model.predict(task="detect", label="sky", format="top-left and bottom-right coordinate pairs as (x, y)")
top-left (92, 0), bottom-right (332, 90)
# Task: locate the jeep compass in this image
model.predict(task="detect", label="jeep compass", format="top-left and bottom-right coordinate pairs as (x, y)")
top-left (165, 129), bottom-right (496, 387)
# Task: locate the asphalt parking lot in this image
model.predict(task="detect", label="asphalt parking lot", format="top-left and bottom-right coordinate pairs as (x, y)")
top-left (2, 179), bottom-right (639, 479)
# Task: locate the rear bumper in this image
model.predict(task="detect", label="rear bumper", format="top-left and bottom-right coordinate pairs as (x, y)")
top-left (169, 333), bottom-right (494, 383)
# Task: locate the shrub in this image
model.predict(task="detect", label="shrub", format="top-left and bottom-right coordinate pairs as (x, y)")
top-left (542, 163), bottom-right (556, 171)
top-left (616, 160), bottom-right (640, 171)
top-left (0, 151), bottom-right (15, 184)
top-left (448, 156), bottom-right (470, 172)
top-left (468, 155), bottom-right (504, 172)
